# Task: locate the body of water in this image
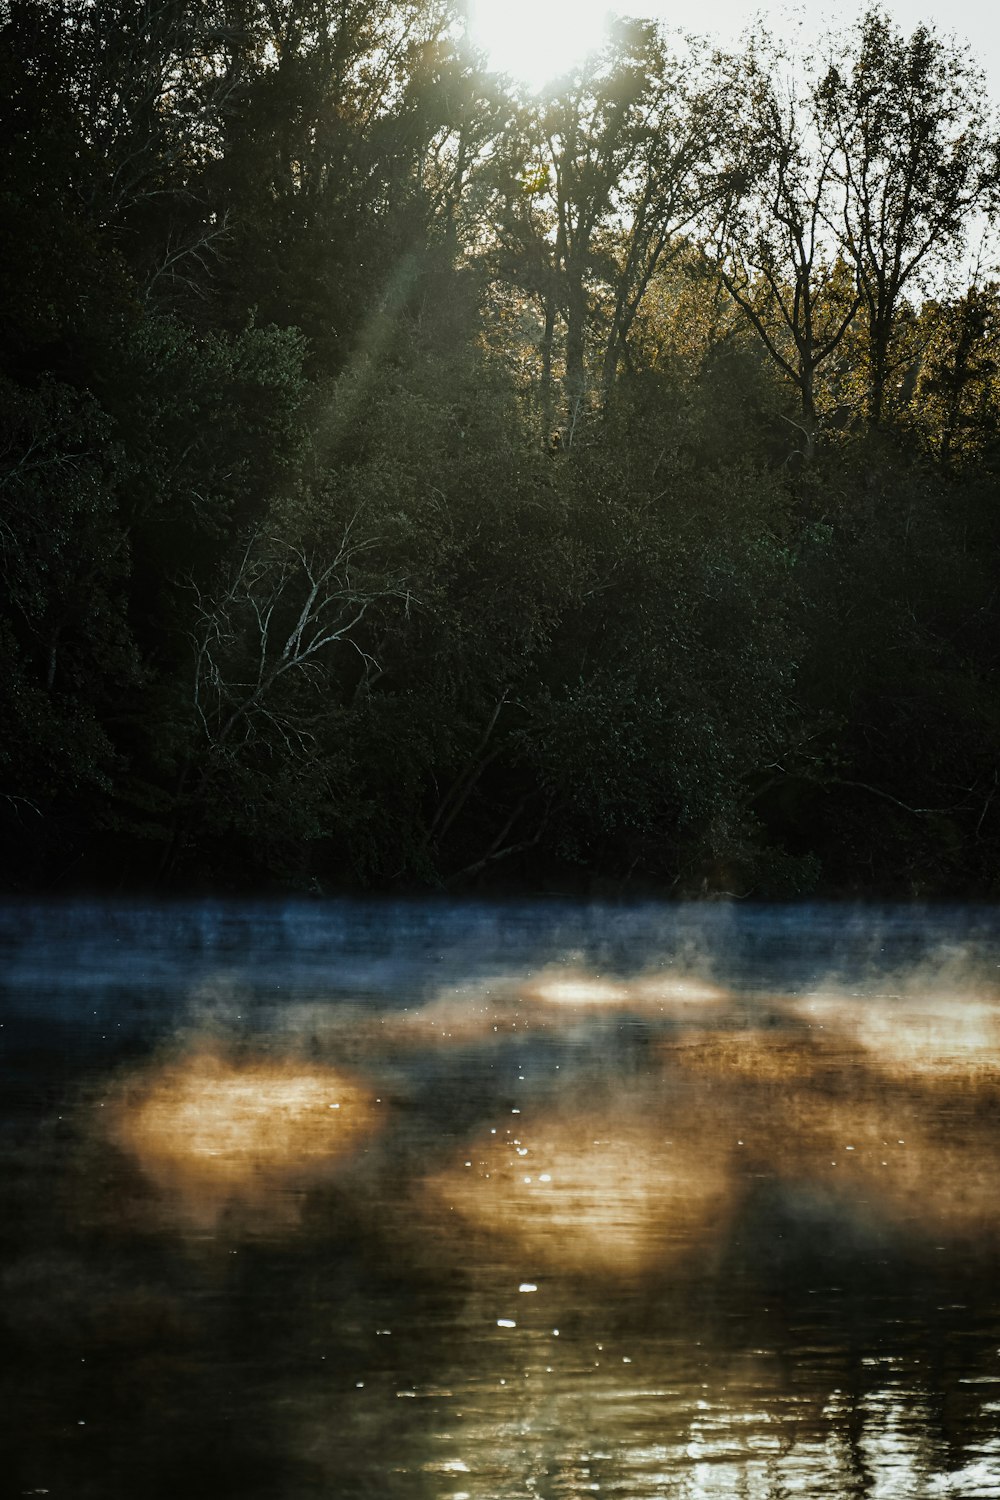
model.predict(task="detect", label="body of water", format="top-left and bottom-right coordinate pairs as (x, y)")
top-left (2, 900), bottom-right (999, 1499)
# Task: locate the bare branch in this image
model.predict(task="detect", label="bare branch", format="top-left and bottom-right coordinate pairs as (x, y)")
top-left (185, 523), bottom-right (410, 778)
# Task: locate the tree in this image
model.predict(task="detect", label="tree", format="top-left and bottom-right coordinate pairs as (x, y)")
top-left (598, 26), bottom-right (724, 400)
top-left (478, 22), bottom-right (724, 437)
top-left (818, 8), bottom-right (1000, 426)
top-left (909, 281), bottom-right (1000, 467)
top-left (713, 39), bottom-right (860, 440)
top-left (206, 0), bottom-right (493, 368)
top-left (483, 23), bottom-right (673, 436)
top-left (156, 518), bottom-right (407, 880)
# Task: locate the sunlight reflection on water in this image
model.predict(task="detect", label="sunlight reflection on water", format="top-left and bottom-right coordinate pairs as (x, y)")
top-left (2, 901), bottom-right (1000, 1499)
top-left (110, 1054), bottom-right (378, 1229)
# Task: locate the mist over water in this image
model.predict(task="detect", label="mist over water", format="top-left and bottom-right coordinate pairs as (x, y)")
top-left (2, 900), bottom-right (999, 1499)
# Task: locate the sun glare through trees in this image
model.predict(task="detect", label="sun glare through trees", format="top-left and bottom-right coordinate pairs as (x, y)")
top-left (468, 0), bottom-right (613, 88)
top-left (1, 1), bottom-right (999, 898)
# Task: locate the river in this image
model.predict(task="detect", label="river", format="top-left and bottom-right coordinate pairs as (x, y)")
top-left (2, 900), bottom-right (999, 1499)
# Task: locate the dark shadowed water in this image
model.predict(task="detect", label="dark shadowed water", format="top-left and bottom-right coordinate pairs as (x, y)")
top-left (2, 900), bottom-right (999, 1499)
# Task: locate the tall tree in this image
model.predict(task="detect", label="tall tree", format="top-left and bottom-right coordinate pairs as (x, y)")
top-left (910, 281), bottom-right (1000, 468)
top-left (208, 0), bottom-right (491, 363)
top-left (713, 40), bottom-right (860, 440)
top-left (598, 26), bottom-right (723, 400)
top-left (818, 8), bottom-right (1000, 425)
top-left (543, 30), bottom-right (650, 420)
top-left (481, 22), bottom-right (720, 436)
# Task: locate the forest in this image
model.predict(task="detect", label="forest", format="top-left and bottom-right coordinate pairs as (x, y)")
top-left (1, 0), bottom-right (999, 897)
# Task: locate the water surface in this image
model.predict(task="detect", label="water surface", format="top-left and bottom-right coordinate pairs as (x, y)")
top-left (2, 901), bottom-right (999, 1498)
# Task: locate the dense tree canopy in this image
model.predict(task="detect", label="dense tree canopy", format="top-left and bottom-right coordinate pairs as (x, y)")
top-left (1, 0), bottom-right (998, 896)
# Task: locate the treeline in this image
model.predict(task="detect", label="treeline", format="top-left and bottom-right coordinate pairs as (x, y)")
top-left (1, 0), bottom-right (999, 896)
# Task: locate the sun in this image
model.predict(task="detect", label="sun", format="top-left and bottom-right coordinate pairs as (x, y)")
top-left (468, 0), bottom-right (614, 91)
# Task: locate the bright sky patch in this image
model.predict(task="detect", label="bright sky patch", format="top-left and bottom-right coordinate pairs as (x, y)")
top-left (468, 0), bottom-right (613, 90)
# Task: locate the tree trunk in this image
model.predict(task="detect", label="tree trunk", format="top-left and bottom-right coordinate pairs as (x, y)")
top-left (564, 270), bottom-right (587, 424)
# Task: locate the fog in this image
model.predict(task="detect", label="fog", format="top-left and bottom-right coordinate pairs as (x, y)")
top-left (2, 900), bottom-right (999, 1498)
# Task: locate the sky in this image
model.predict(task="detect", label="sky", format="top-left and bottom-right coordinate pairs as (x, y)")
top-left (645, 1), bottom-right (1000, 96)
top-left (468, 0), bottom-right (1000, 100)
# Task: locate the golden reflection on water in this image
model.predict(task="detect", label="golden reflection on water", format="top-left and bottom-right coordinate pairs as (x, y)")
top-left (524, 972), bottom-right (631, 1006)
top-left (778, 1088), bottom-right (1000, 1239)
top-left (422, 1107), bottom-right (734, 1274)
top-left (110, 1052), bottom-right (376, 1228)
top-left (263, 969), bottom-right (733, 1076)
top-left (522, 967), bottom-right (730, 1014)
top-left (663, 1018), bottom-right (1000, 1246)
top-left (302, 967), bottom-right (732, 1057)
top-left (103, 968), bottom-right (1000, 1259)
top-left (792, 985), bottom-right (1000, 1078)
top-left (11, 916), bottom-right (1000, 1500)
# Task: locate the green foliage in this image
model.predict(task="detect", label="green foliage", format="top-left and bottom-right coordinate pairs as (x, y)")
top-left (107, 314), bottom-right (310, 557)
top-left (1, 0), bottom-right (998, 895)
top-left (909, 286), bottom-right (1000, 468)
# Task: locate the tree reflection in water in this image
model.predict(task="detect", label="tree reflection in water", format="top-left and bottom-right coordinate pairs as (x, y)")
top-left (2, 902), bottom-right (999, 1499)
